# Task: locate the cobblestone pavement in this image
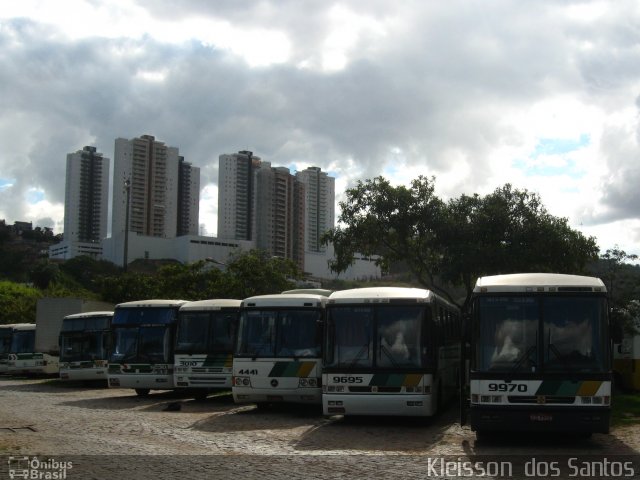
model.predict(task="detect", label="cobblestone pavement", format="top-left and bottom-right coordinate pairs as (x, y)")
top-left (0, 378), bottom-right (638, 479)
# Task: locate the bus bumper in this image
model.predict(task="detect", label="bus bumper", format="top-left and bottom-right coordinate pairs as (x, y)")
top-left (60, 368), bottom-right (107, 381)
top-left (233, 387), bottom-right (321, 405)
top-left (108, 374), bottom-right (174, 390)
top-left (469, 405), bottom-right (610, 434)
top-left (323, 393), bottom-right (435, 416)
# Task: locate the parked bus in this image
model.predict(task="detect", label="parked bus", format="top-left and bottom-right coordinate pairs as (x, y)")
top-left (465, 273), bottom-right (612, 436)
top-left (59, 311), bottom-right (114, 381)
top-left (613, 332), bottom-right (640, 391)
top-left (174, 299), bottom-right (241, 395)
top-left (0, 324), bottom-right (17, 373)
top-left (108, 300), bottom-right (187, 396)
top-left (233, 293), bottom-right (328, 406)
top-left (323, 287), bottom-right (460, 416)
top-left (7, 324), bottom-right (40, 375)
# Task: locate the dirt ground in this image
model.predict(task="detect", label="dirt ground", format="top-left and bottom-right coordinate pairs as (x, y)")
top-left (0, 378), bottom-right (638, 479)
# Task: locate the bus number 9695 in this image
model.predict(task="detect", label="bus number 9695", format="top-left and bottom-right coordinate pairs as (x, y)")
top-left (488, 383), bottom-right (527, 392)
top-left (333, 376), bottom-right (363, 384)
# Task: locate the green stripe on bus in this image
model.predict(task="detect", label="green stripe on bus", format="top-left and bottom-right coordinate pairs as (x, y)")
top-left (535, 380), bottom-right (601, 396)
top-left (369, 374), bottom-right (413, 387)
top-left (268, 361), bottom-right (315, 377)
top-left (202, 354), bottom-right (233, 368)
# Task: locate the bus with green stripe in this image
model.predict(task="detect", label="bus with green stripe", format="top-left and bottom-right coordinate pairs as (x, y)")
top-left (465, 273), bottom-right (612, 436)
top-left (233, 293), bottom-right (328, 406)
top-left (59, 311), bottom-right (113, 382)
top-left (174, 299), bottom-right (241, 396)
top-left (323, 287), bottom-right (460, 416)
top-left (108, 300), bottom-right (187, 396)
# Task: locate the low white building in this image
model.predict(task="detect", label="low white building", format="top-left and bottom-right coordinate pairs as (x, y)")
top-left (97, 232), bottom-right (380, 281)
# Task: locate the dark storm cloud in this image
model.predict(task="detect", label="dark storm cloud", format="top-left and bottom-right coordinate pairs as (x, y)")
top-left (1, 0), bottom-right (640, 246)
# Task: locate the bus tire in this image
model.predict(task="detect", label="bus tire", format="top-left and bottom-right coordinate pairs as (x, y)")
top-left (135, 388), bottom-right (150, 397)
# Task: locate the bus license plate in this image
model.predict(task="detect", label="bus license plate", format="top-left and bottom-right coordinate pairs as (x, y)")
top-left (530, 413), bottom-right (553, 422)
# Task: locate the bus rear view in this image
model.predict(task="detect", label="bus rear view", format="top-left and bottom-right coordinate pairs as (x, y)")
top-left (468, 273), bottom-right (611, 436)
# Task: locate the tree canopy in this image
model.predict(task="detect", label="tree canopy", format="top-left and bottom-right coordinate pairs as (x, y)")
top-left (323, 176), bottom-right (600, 309)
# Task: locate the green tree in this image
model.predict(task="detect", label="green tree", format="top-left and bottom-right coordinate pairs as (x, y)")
top-left (98, 272), bottom-right (159, 304)
top-left (29, 260), bottom-right (62, 289)
top-left (221, 250), bottom-right (302, 298)
top-left (600, 246), bottom-right (639, 308)
top-left (0, 281), bottom-right (41, 324)
top-left (155, 261), bottom-right (225, 300)
top-left (59, 256), bottom-right (122, 293)
top-left (324, 176), bottom-right (599, 309)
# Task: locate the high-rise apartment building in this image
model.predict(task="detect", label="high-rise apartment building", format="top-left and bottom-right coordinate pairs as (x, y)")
top-left (112, 135), bottom-right (199, 239)
top-left (256, 166), bottom-right (305, 271)
top-left (63, 145), bottom-right (110, 243)
top-left (296, 167), bottom-right (335, 253)
top-left (217, 150), bottom-right (262, 240)
top-left (177, 156), bottom-right (200, 236)
top-left (50, 146), bottom-right (110, 260)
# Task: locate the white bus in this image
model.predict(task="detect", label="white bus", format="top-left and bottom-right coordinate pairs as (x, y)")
top-left (323, 287), bottom-right (460, 416)
top-left (59, 311), bottom-right (113, 381)
top-left (466, 273), bottom-right (612, 436)
top-left (108, 300), bottom-right (187, 396)
top-left (7, 324), bottom-right (50, 375)
top-left (174, 299), bottom-right (241, 395)
top-left (233, 293), bottom-right (328, 406)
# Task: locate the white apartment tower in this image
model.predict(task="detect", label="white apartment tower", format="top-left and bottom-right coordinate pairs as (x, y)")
top-left (112, 135), bottom-right (199, 239)
top-left (63, 146), bottom-right (110, 243)
top-left (296, 167), bottom-right (335, 253)
top-left (217, 150), bottom-right (262, 240)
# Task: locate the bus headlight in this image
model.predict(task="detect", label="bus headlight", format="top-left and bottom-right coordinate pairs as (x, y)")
top-left (299, 378), bottom-right (308, 387)
top-left (233, 376), bottom-right (251, 387)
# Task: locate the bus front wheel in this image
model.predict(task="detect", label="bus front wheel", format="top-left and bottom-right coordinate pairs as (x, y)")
top-left (135, 388), bottom-right (150, 397)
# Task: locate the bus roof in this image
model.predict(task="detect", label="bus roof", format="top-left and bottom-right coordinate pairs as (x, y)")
top-left (327, 287), bottom-right (460, 310)
top-left (115, 299), bottom-right (188, 309)
top-left (63, 311), bottom-right (114, 320)
top-left (281, 289), bottom-right (333, 297)
top-left (242, 293), bottom-right (328, 308)
top-left (473, 273), bottom-right (606, 293)
top-left (180, 299), bottom-right (242, 311)
top-left (12, 323), bottom-right (35, 331)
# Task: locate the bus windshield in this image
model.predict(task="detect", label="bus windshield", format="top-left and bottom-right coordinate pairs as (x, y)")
top-left (60, 332), bottom-right (107, 362)
top-left (175, 311), bottom-right (236, 354)
top-left (325, 305), bottom-right (425, 369)
top-left (110, 325), bottom-right (171, 364)
top-left (10, 330), bottom-right (35, 354)
top-left (236, 309), bottom-right (321, 358)
top-left (475, 296), bottom-right (608, 373)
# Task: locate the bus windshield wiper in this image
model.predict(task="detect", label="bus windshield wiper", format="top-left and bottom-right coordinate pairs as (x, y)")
top-left (349, 343), bottom-right (370, 368)
top-left (510, 345), bottom-right (536, 372)
top-left (380, 344), bottom-right (400, 368)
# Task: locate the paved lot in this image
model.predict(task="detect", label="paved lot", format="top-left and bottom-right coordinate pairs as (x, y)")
top-left (0, 378), bottom-right (638, 479)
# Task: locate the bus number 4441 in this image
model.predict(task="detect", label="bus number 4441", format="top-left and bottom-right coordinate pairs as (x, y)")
top-left (488, 383), bottom-right (527, 392)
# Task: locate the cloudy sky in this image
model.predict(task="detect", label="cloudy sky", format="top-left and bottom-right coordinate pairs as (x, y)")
top-left (1, 0), bottom-right (639, 256)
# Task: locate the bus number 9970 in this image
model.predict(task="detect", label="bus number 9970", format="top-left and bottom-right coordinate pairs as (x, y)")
top-left (488, 383), bottom-right (527, 392)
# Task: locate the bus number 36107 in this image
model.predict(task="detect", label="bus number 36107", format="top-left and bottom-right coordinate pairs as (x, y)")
top-left (488, 383), bottom-right (527, 392)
